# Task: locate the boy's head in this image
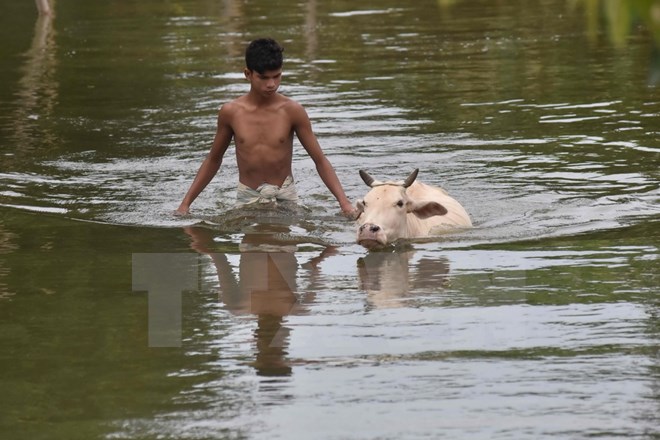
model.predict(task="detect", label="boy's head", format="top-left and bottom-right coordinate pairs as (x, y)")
top-left (245, 38), bottom-right (284, 74)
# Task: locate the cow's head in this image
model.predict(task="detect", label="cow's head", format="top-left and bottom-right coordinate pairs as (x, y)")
top-left (356, 169), bottom-right (448, 249)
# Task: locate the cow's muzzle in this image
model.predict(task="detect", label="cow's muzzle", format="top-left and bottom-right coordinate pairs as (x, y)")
top-left (359, 223), bottom-right (381, 234)
top-left (357, 223), bottom-right (387, 249)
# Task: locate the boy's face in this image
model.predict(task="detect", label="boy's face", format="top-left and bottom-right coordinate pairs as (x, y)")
top-left (245, 68), bottom-right (282, 97)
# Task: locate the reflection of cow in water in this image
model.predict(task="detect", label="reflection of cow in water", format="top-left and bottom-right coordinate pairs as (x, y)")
top-left (357, 250), bottom-right (451, 309)
top-left (356, 169), bottom-right (472, 249)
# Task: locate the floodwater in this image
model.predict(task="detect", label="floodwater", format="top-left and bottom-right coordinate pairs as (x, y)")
top-left (1, 0), bottom-right (659, 438)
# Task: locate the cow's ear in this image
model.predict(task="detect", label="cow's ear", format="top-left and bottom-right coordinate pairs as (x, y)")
top-left (408, 201), bottom-right (448, 219)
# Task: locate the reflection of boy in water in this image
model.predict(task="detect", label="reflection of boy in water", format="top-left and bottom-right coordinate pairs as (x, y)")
top-left (184, 225), bottom-right (336, 376)
top-left (176, 38), bottom-right (355, 217)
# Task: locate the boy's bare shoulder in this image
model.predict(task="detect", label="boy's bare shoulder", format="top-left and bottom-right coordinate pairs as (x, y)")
top-left (218, 94), bottom-right (305, 118)
top-left (220, 95), bottom-right (248, 113)
top-left (218, 98), bottom-right (253, 125)
top-left (278, 95), bottom-right (307, 116)
top-left (279, 94), bottom-right (301, 107)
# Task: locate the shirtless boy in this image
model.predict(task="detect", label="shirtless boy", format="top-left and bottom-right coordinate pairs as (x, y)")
top-left (176, 38), bottom-right (355, 217)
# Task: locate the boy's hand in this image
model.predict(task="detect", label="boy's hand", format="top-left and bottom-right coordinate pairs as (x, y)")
top-left (340, 201), bottom-right (358, 220)
top-left (174, 205), bottom-right (190, 216)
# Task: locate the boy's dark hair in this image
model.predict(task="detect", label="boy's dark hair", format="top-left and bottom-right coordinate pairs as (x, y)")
top-left (245, 38), bottom-right (284, 74)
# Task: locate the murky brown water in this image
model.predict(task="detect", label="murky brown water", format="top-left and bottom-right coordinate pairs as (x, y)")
top-left (1, 0), bottom-right (659, 438)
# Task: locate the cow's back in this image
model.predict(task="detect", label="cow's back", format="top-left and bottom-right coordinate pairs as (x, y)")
top-left (406, 181), bottom-right (472, 233)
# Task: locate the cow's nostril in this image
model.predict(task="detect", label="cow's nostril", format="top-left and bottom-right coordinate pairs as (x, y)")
top-left (370, 225), bottom-right (380, 233)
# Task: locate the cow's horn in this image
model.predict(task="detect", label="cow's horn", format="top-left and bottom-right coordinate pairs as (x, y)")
top-left (403, 169), bottom-right (419, 188)
top-left (359, 170), bottom-right (375, 187)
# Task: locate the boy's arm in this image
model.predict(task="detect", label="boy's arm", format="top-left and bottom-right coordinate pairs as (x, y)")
top-left (291, 103), bottom-right (356, 217)
top-left (176, 107), bottom-right (233, 215)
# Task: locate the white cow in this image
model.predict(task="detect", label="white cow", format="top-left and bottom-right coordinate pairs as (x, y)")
top-left (356, 169), bottom-right (472, 248)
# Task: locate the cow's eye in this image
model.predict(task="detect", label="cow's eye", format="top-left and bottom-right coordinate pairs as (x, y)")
top-left (396, 200), bottom-right (404, 208)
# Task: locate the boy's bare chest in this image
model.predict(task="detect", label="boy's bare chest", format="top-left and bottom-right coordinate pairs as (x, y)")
top-left (232, 109), bottom-right (293, 147)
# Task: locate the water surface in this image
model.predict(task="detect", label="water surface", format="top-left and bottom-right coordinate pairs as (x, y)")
top-left (0, 0), bottom-right (659, 439)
